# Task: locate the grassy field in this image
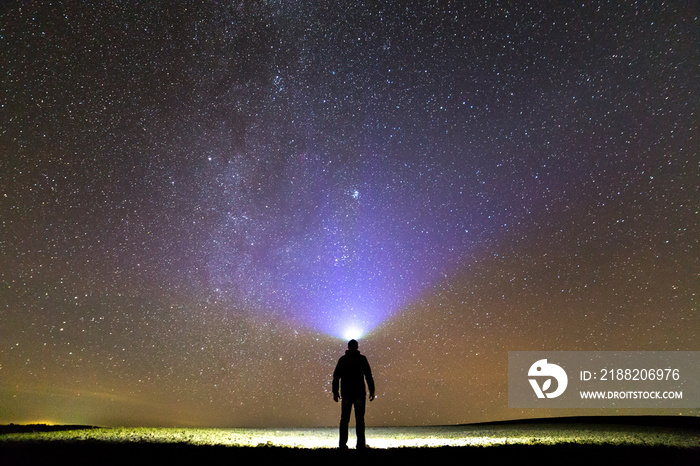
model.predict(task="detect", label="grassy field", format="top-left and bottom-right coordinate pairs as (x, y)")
top-left (1, 416), bottom-right (698, 465)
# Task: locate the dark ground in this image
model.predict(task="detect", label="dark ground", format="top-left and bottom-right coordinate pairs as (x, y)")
top-left (1, 441), bottom-right (699, 466)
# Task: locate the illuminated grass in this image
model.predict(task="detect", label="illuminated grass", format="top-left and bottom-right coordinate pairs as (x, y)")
top-left (1, 423), bottom-right (698, 450)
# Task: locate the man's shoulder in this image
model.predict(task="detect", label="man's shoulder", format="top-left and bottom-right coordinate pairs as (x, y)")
top-left (336, 352), bottom-right (365, 363)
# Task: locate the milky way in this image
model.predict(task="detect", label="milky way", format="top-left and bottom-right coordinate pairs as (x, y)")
top-left (1, 2), bottom-right (698, 427)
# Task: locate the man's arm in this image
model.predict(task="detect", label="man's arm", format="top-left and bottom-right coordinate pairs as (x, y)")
top-left (364, 357), bottom-right (375, 401)
top-left (332, 359), bottom-right (341, 402)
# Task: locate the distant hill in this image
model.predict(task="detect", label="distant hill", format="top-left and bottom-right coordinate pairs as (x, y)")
top-left (458, 415), bottom-right (700, 429)
top-left (0, 424), bottom-right (96, 435)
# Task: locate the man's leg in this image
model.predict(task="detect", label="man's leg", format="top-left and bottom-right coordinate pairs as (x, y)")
top-left (339, 396), bottom-right (352, 449)
top-left (354, 395), bottom-right (367, 448)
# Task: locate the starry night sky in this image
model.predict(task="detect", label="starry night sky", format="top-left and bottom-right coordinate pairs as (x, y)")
top-left (1, 1), bottom-right (698, 427)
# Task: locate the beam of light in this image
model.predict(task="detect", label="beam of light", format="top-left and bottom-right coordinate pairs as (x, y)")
top-left (341, 325), bottom-right (364, 341)
top-left (206, 156), bottom-right (487, 337)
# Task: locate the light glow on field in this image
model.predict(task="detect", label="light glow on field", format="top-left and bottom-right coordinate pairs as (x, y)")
top-left (1, 424), bottom-right (697, 450)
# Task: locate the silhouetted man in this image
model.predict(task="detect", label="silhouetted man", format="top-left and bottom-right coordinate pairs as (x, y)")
top-left (332, 339), bottom-right (375, 449)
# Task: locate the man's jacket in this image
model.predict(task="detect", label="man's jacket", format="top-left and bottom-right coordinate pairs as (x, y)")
top-left (332, 349), bottom-right (375, 398)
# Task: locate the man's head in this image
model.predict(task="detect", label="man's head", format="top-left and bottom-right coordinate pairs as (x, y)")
top-left (348, 339), bottom-right (358, 351)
